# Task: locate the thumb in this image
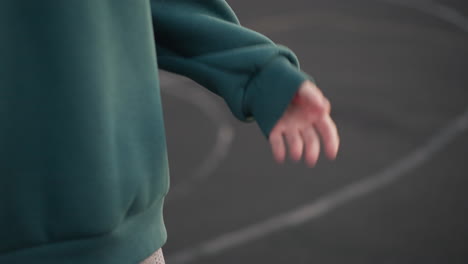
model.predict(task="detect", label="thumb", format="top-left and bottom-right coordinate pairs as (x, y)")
top-left (297, 80), bottom-right (326, 110)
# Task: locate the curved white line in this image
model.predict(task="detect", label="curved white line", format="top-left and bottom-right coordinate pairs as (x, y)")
top-left (166, 1), bottom-right (468, 263)
top-left (159, 70), bottom-right (235, 202)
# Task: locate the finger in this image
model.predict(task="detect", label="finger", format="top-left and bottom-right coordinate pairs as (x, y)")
top-left (269, 130), bottom-right (286, 164)
top-left (285, 128), bottom-right (304, 162)
top-left (313, 114), bottom-right (340, 160)
top-left (300, 125), bottom-right (320, 168)
top-left (322, 97), bottom-right (331, 115)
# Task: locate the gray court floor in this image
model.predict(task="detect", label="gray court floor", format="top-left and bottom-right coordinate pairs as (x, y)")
top-left (158, 0), bottom-right (468, 263)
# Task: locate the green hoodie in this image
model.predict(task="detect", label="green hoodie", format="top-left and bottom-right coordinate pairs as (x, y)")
top-left (0, 0), bottom-right (314, 263)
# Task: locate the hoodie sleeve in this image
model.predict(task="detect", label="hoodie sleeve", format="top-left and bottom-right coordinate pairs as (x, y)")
top-left (150, 0), bottom-right (316, 139)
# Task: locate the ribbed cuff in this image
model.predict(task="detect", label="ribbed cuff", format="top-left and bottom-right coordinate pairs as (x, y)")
top-left (244, 56), bottom-right (316, 139)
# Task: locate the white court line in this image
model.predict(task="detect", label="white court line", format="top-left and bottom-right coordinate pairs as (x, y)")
top-left (166, 1), bottom-right (468, 263)
top-left (159, 71), bottom-right (235, 202)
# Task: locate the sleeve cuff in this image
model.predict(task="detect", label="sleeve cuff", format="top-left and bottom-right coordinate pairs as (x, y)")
top-left (243, 56), bottom-right (316, 139)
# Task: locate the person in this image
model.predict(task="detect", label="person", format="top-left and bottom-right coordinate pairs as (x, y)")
top-left (0, 0), bottom-right (340, 263)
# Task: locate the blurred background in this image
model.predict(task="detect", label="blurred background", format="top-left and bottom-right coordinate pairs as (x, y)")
top-left (158, 0), bottom-right (468, 263)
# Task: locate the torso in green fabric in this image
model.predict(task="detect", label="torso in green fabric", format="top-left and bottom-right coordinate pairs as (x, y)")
top-left (0, 1), bottom-right (170, 263)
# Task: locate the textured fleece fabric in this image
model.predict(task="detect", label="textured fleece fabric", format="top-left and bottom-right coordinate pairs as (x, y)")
top-left (0, 0), bottom-right (315, 263)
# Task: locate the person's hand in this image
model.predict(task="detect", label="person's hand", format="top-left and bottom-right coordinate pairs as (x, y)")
top-left (269, 80), bottom-right (340, 167)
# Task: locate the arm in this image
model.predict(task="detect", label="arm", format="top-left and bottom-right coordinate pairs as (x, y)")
top-left (150, 0), bottom-right (315, 139)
